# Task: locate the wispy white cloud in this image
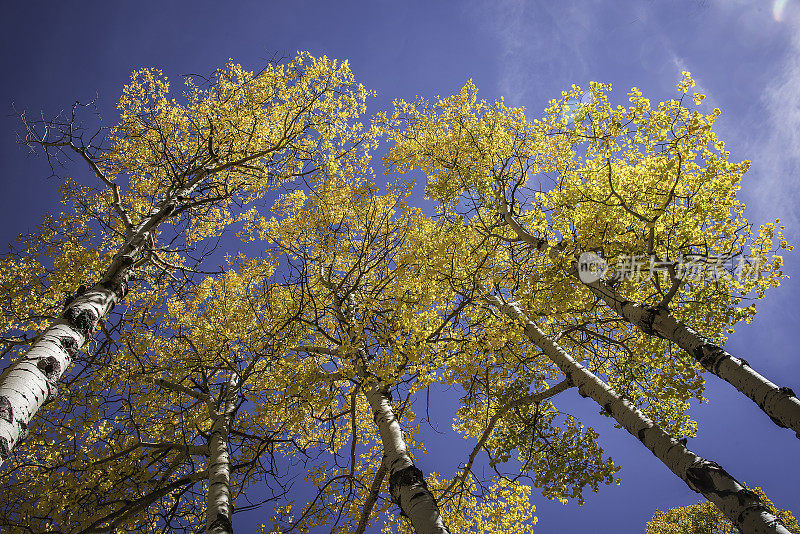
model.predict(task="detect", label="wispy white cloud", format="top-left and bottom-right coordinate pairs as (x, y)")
top-left (461, 0), bottom-right (599, 106)
top-left (748, 23), bottom-right (800, 230)
top-left (643, 3), bottom-right (798, 232)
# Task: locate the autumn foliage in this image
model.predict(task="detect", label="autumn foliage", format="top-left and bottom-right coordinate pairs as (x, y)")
top-left (0, 54), bottom-right (796, 534)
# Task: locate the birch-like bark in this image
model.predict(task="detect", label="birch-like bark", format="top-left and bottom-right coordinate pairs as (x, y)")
top-left (495, 196), bottom-right (800, 439)
top-left (0, 194), bottom-right (186, 468)
top-left (484, 290), bottom-right (792, 534)
top-left (576, 270), bottom-right (800, 439)
top-left (330, 286), bottom-right (450, 534)
top-left (206, 374), bottom-right (238, 534)
top-left (364, 383), bottom-right (449, 534)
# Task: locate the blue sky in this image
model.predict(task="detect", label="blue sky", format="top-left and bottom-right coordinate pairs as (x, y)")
top-left (1, 1), bottom-right (798, 532)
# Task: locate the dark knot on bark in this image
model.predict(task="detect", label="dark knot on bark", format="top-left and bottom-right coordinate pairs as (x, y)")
top-left (0, 436), bottom-right (10, 460)
top-left (640, 305), bottom-right (667, 338)
top-left (208, 513), bottom-right (233, 534)
top-left (36, 356), bottom-right (62, 403)
top-left (388, 465), bottom-right (428, 506)
top-left (692, 344), bottom-right (726, 374)
top-left (37, 355), bottom-right (61, 382)
top-left (0, 396), bottom-right (12, 424)
top-left (63, 306), bottom-right (99, 339)
top-left (62, 284), bottom-right (87, 310)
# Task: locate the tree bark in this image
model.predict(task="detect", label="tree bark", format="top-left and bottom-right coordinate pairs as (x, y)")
top-left (495, 196), bottom-right (800, 439)
top-left (484, 290), bottom-right (793, 534)
top-left (0, 199), bottom-right (179, 468)
top-left (206, 374), bottom-right (238, 534)
top-left (330, 287), bottom-right (450, 534)
top-left (576, 268), bottom-right (800, 440)
top-left (363, 383), bottom-right (449, 534)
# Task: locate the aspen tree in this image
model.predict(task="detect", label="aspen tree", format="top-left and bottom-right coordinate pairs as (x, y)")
top-left (0, 259), bottom-right (318, 532)
top-left (484, 289), bottom-right (792, 534)
top-left (377, 74), bottom-right (799, 438)
top-left (255, 172), bottom-right (452, 533)
top-left (0, 52), bottom-right (373, 467)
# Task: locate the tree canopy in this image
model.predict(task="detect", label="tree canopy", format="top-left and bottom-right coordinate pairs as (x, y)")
top-left (0, 54), bottom-right (796, 534)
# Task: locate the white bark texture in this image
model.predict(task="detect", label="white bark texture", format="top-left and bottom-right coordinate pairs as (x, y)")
top-left (206, 374), bottom-right (238, 534)
top-left (0, 263), bottom-right (133, 468)
top-left (334, 290), bottom-right (450, 534)
top-left (497, 199), bottom-right (800, 438)
top-left (486, 291), bottom-right (793, 534)
top-left (578, 271), bottom-right (800, 439)
top-left (364, 383), bottom-right (450, 534)
top-left (0, 199), bottom-right (180, 468)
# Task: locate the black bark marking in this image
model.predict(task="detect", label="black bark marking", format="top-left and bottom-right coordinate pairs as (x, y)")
top-left (692, 344), bottom-right (726, 374)
top-left (640, 305), bottom-right (661, 336)
top-left (208, 513), bottom-right (233, 534)
top-left (101, 275), bottom-right (128, 298)
top-left (101, 255), bottom-right (135, 298)
top-left (778, 386), bottom-right (797, 399)
top-left (685, 461), bottom-right (724, 493)
top-left (684, 460), bottom-right (760, 514)
top-left (678, 437), bottom-right (688, 446)
top-left (600, 402), bottom-right (613, 416)
top-left (637, 427), bottom-right (649, 443)
top-left (0, 396), bottom-right (11, 424)
top-left (389, 465), bottom-right (427, 505)
top-left (37, 355), bottom-right (62, 404)
top-left (161, 203), bottom-right (176, 217)
top-left (37, 356), bottom-right (61, 381)
top-left (63, 306), bottom-right (99, 339)
top-left (62, 284), bottom-right (87, 309)
top-left (734, 488), bottom-right (769, 528)
top-left (58, 335), bottom-right (79, 359)
top-left (0, 436), bottom-right (9, 460)
top-left (17, 421), bottom-right (28, 441)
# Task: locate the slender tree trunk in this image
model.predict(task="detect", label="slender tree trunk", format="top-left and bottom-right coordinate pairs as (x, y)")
top-left (576, 270), bottom-right (800, 439)
top-left (355, 456), bottom-right (388, 534)
top-left (484, 290), bottom-right (793, 534)
top-left (206, 374), bottom-right (238, 534)
top-left (495, 197), bottom-right (800, 438)
top-left (363, 382), bottom-right (449, 534)
top-left (332, 288), bottom-right (450, 534)
top-left (0, 199), bottom-right (179, 468)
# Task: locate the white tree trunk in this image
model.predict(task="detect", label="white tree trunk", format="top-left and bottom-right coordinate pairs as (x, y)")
top-left (0, 256), bottom-right (135, 467)
top-left (363, 382), bottom-right (450, 534)
top-left (495, 199), bottom-right (800, 438)
top-left (485, 291), bottom-right (793, 534)
top-left (579, 272), bottom-right (800, 439)
top-left (206, 374), bottom-right (238, 534)
top-left (0, 199), bottom-right (180, 468)
top-left (331, 288), bottom-right (449, 534)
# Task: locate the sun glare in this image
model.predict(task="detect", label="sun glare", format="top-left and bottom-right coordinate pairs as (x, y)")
top-left (773, 0), bottom-right (789, 22)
